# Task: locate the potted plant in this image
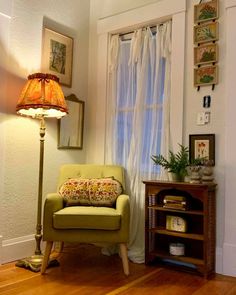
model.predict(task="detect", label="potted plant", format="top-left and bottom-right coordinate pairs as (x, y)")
top-left (151, 144), bottom-right (189, 182)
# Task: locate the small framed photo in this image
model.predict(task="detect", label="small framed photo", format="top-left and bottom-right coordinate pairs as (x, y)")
top-left (189, 134), bottom-right (215, 165)
top-left (194, 22), bottom-right (219, 44)
top-left (194, 0), bottom-right (218, 24)
top-left (194, 65), bottom-right (218, 87)
top-left (41, 27), bottom-right (73, 87)
top-left (194, 43), bottom-right (218, 66)
top-left (58, 94), bottom-right (84, 149)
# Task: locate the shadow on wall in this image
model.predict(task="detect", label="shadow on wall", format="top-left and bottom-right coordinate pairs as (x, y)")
top-left (0, 41), bottom-right (26, 116)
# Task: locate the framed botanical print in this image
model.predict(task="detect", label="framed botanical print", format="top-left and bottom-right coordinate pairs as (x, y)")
top-left (194, 0), bottom-right (218, 24)
top-left (194, 22), bottom-right (219, 44)
top-left (194, 43), bottom-right (218, 66)
top-left (41, 27), bottom-right (73, 87)
top-left (189, 134), bottom-right (215, 165)
top-left (194, 65), bottom-right (218, 87)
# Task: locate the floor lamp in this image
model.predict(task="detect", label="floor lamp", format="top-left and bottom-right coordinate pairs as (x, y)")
top-left (15, 73), bottom-right (68, 272)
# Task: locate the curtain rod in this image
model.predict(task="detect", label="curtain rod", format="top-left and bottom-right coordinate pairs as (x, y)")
top-left (118, 24), bottom-right (160, 38)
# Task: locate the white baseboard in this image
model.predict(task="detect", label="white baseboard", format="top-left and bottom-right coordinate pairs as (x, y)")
top-left (216, 246), bottom-right (223, 274)
top-left (1, 234), bottom-right (45, 264)
top-left (223, 243), bottom-right (236, 276)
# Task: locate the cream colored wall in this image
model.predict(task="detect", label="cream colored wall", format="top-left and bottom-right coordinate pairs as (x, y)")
top-left (0, 0), bottom-right (89, 247)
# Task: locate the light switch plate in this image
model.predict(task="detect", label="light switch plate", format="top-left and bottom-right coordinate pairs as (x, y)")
top-left (197, 112), bottom-right (205, 125)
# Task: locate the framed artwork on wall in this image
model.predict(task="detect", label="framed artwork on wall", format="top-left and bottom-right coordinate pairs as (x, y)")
top-left (194, 0), bottom-right (218, 24)
top-left (189, 134), bottom-right (215, 165)
top-left (194, 43), bottom-right (218, 66)
top-left (41, 27), bottom-right (73, 87)
top-left (58, 94), bottom-right (84, 149)
top-left (194, 22), bottom-right (219, 44)
top-left (194, 65), bottom-right (218, 87)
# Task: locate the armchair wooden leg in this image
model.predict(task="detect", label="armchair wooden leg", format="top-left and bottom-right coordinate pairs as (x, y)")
top-left (41, 241), bottom-right (53, 274)
top-left (119, 243), bottom-right (130, 276)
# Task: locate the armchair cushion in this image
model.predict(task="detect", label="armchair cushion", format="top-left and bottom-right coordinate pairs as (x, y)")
top-left (59, 178), bottom-right (123, 207)
top-left (53, 206), bottom-right (121, 230)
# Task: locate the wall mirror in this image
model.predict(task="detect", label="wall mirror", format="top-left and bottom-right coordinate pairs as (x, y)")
top-left (58, 94), bottom-right (84, 149)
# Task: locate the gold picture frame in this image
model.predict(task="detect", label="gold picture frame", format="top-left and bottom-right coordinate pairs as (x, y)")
top-left (194, 0), bottom-right (218, 24)
top-left (194, 43), bottom-right (218, 66)
top-left (194, 22), bottom-right (219, 45)
top-left (41, 27), bottom-right (73, 87)
top-left (58, 94), bottom-right (84, 149)
top-left (194, 65), bottom-right (218, 87)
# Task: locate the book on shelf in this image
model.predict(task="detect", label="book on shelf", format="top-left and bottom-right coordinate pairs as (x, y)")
top-left (163, 195), bottom-right (187, 210)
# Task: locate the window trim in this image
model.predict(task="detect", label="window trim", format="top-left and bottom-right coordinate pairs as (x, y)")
top-left (93, 0), bottom-right (186, 163)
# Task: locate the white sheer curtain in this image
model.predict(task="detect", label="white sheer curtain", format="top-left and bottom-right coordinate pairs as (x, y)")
top-left (106, 21), bottom-right (172, 263)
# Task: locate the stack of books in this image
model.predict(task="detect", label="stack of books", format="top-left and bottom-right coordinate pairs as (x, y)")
top-left (163, 195), bottom-right (187, 210)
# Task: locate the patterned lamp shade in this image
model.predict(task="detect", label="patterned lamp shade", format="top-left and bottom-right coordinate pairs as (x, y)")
top-left (16, 73), bottom-right (68, 118)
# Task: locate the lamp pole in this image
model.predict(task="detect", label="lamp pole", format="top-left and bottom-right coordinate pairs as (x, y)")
top-left (35, 116), bottom-right (45, 255)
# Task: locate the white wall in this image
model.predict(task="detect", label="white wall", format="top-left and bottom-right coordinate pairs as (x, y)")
top-left (0, 0), bottom-right (89, 262)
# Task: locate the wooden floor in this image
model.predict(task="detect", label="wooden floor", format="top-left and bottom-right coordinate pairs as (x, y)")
top-left (1, 244), bottom-right (236, 295)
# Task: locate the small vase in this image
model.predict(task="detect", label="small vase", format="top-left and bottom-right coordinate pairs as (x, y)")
top-left (202, 160), bottom-right (214, 184)
top-left (189, 166), bottom-right (201, 184)
top-left (171, 171), bottom-right (186, 182)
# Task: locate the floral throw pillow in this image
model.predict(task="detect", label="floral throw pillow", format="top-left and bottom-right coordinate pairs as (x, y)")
top-left (59, 178), bottom-right (123, 207)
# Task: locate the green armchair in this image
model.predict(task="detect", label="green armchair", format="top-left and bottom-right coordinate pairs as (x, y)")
top-left (41, 164), bottom-right (130, 275)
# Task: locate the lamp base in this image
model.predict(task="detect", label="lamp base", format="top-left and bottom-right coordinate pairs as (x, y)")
top-left (16, 254), bottom-right (59, 272)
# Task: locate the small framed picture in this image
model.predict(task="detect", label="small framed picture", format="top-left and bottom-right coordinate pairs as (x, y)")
top-left (194, 0), bottom-right (218, 24)
top-left (194, 43), bottom-right (218, 66)
top-left (58, 94), bottom-right (84, 149)
top-left (194, 65), bottom-right (218, 87)
top-left (194, 22), bottom-right (219, 44)
top-left (41, 27), bottom-right (73, 87)
top-left (189, 134), bottom-right (215, 165)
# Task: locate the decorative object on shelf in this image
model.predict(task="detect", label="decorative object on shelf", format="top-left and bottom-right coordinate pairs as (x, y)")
top-left (194, 0), bottom-right (219, 24)
top-left (41, 27), bottom-right (73, 87)
top-left (151, 144), bottom-right (189, 182)
top-left (163, 195), bottom-right (187, 211)
top-left (194, 65), bottom-right (218, 87)
top-left (193, 0), bottom-right (219, 90)
top-left (194, 43), bottom-right (218, 66)
top-left (202, 160), bottom-right (215, 183)
top-left (15, 73), bottom-right (68, 272)
top-left (169, 243), bottom-right (185, 256)
top-left (189, 165), bottom-right (202, 184)
top-left (189, 134), bottom-right (215, 166)
top-left (166, 215), bottom-right (187, 232)
top-left (58, 94), bottom-right (84, 149)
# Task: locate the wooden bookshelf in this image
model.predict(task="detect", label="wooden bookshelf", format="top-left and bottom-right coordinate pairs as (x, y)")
top-left (143, 180), bottom-right (216, 278)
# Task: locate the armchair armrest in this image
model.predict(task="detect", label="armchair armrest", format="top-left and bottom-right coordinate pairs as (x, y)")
top-left (43, 193), bottom-right (64, 240)
top-left (116, 194), bottom-right (130, 239)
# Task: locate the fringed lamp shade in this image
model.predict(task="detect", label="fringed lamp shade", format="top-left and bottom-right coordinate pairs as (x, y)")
top-left (16, 73), bottom-right (68, 118)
